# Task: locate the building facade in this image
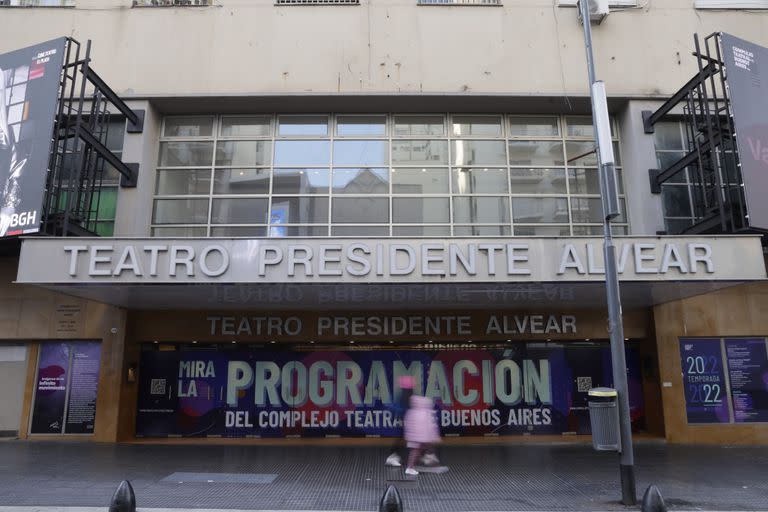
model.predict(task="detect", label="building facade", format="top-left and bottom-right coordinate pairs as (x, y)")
top-left (0, 0), bottom-right (767, 444)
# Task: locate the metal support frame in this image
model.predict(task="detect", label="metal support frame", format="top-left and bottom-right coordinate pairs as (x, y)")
top-left (641, 32), bottom-right (750, 236)
top-left (40, 37), bottom-right (143, 237)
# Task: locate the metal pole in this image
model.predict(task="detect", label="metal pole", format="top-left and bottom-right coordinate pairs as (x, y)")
top-left (577, 1), bottom-right (637, 505)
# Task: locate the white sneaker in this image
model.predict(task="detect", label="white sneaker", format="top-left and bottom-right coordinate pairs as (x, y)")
top-left (404, 467), bottom-right (419, 476)
top-left (420, 453), bottom-right (440, 466)
top-left (385, 454), bottom-right (402, 467)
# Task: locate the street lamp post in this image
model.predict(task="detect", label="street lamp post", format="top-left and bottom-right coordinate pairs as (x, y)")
top-left (577, 0), bottom-right (637, 506)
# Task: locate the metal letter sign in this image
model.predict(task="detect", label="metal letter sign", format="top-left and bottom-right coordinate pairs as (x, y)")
top-left (721, 33), bottom-right (768, 231)
top-left (0, 38), bottom-right (66, 238)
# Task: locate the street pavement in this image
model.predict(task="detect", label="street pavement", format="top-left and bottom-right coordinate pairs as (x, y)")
top-left (0, 440), bottom-right (766, 511)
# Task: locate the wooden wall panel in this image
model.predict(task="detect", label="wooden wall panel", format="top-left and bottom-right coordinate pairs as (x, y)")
top-left (654, 281), bottom-right (768, 445)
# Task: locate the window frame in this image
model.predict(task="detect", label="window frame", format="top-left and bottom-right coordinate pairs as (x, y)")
top-left (694, 0), bottom-right (768, 8)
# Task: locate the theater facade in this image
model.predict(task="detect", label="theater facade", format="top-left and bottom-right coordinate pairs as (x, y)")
top-left (1, 0), bottom-right (768, 446)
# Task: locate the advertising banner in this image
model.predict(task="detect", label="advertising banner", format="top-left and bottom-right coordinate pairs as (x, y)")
top-left (64, 342), bottom-right (102, 434)
top-left (725, 338), bottom-right (768, 423)
top-left (721, 33), bottom-right (768, 231)
top-left (679, 338), bottom-right (730, 424)
top-left (136, 345), bottom-right (644, 438)
top-left (0, 38), bottom-right (67, 237)
top-left (30, 342), bottom-right (70, 434)
top-left (30, 340), bottom-right (101, 435)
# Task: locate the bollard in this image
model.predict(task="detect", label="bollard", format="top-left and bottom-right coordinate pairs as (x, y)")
top-left (379, 484), bottom-right (403, 512)
top-left (641, 484), bottom-right (667, 512)
top-left (109, 480), bottom-right (136, 512)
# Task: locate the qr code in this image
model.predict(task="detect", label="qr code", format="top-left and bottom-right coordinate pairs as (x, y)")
top-left (577, 377), bottom-right (592, 393)
top-left (150, 379), bottom-right (166, 395)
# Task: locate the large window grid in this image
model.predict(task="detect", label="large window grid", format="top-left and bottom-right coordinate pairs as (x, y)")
top-left (152, 113), bottom-right (627, 237)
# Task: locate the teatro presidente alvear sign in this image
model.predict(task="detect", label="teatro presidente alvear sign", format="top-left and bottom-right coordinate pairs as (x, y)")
top-left (16, 236), bottom-right (766, 284)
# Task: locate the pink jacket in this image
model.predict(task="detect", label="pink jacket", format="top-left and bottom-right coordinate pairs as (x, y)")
top-left (404, 395), bottom-right (440, 445)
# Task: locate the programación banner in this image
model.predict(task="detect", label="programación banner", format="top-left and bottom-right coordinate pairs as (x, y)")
top-left (136, 346), bottom-right (644, 438)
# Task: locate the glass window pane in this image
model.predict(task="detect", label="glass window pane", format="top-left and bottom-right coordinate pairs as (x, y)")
top-left (656, 151), bottom-right (685, 170)
top-left (566, 141), bottom-right (621, 166)
top-left (332, 226), bottom-right (389, 236)
top-left (163, 116), bottom-right (214, 137)
top-left (278, 115), bottom-right (328, 136)
top-left (392, 168), bottom-right (449, 194)
top-left (211, 198), bottom-right (269, 224)
top-left (452, 168), bottom-right (509, 194)
top-left (508, 117), bottom-right (559, 137)
top-left (159, 141), bottom-right (214, 166)
top-left (336, 115), bottom-right (386, 136)
top-left (215, 141), bottom-right (271, 167)
top-left (333, 140), bottom-right (388, 166)
top-left (332, 197), bottom-right (389, 223)
top-left (452, 140), bottom-right (506, 166)
top-left (653, 122), bottom-right (684, 151)
top-left (214, 169), bottom-right (270, 195)
top-left (453, 225), bottom-right (511, 236)
top-left (332, 168), bottom-right (389, 194)
top-left (452, 197), bottom-right (510, 224)
top-left (664, 218), bottom-right (694, 234)
top-left (211, 226), bottom-right (268, 237)
top-left (509, 168), bottom-right (566, 194)
top-left (392, 197), bottom-right (450, 223)
top-left (220, 116), bottom-right (271, 137)
top-left (95, 188), bottom-right (118, 219)
top-left (270, 197), bottom-right (329, 224)
top-left (151, 226), bottom-right (207, 237)
top-left (511, 198), bottom-right (569, 224)
top-left (514, 225), bottom-right (571, 236)
top-left (565, 117), bottom-right (595, 138)
top-left (508, 141), bottom-right (564, 166)
top-left (452, 115), bottom-right (502, 136)
top-left (273, 168), bottom-right (329, 194)
top-left (266, 225), bottom-right (329, 237)
top-left (393, 115), bottom-right (445, 136)
top-left (571, 197), bottom-right (627, 223)
top-left (567, 168), bottom-right (602, 194)
top-left (152, 199), bottom-right (209, 224)
top-left (156, 169), bottom-right (211, 195)
top-left (662, 185), bottom-right (693, 218)
top-left (393, 226), bottom-right (451, 236)
top-left (392, 140), bottom-right (448, 165)
top-left (105, 121), bottom-right (125, 152)
top-left (274, 140), bottom-right (330, 166)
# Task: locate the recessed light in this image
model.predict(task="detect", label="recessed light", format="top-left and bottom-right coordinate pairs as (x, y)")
top-left (270, 340), bottom-right (276, 344)
top-left (192, 340), bottom-right (198, 344)
top-left (546, 338), bottom-right (551, 342)
top-left (309, 340), bottom-right (315, 344)
top-left (467, 340), bottom-right (473, 343)
top-left (585, 338), bottom-right (590, 342)
top-left (389, 340), bottom-right (395, 344)
top-left (506, 339), bottom-right (511, 342)
top-left (624, 338), bottom-right (629, 341)
top-left (153, 340), bottom-right (159, 344)
top-left (231, 340), bottom-right (236, 344)
top-left (350, 340), bottom-right (355, 344)
top-left (428, 340), bottom-right (433, 344)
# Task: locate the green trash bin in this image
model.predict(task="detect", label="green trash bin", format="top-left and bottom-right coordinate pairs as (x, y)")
top-left (587, 387), bottom-right (620, 451)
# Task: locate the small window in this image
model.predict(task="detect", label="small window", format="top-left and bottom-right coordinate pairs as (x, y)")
top-left (557, 0), bottom-right (637, 6)
top-left (132, 0), bottom-right (210, 6)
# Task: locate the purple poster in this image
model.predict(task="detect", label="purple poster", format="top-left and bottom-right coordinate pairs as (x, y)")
top-left (30, 342), bottom-right (70, 434)
top-left (136, 344), bottom-right (644, 438)
top-left (679, 339), bottom-right (730, 424)
top-left (64, 342), bottom-right (102, 434)
top-left (725, 338), bottom-right (768, 423)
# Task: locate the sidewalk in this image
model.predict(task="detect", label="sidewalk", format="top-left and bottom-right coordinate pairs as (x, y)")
top-left (0, 441), bottom-right (766, 511)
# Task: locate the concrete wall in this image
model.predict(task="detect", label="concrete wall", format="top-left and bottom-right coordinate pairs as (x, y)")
top-left (0, 257), bottom-right (127, 442)
top-left (654, 281), bottom-right (768, 444)
top-left (0, 1), bottom-right (766, 98)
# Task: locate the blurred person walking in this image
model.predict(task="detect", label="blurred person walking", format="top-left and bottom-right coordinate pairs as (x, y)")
top-left (403, 394), bottom-right (441, 476)
top-left (384, 375), bottom-right (414, 467)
